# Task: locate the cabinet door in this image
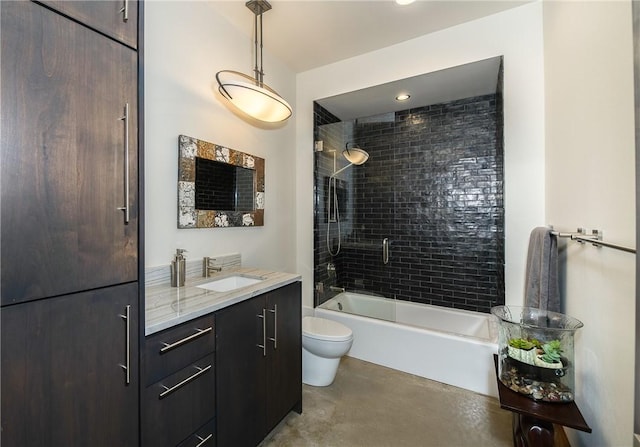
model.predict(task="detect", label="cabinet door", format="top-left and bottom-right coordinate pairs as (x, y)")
top-left (39, 0), bottom-right (138, 48)
top-left (1, 1), bottom-right (138, 305)
top-left (216, 296), bottom-right (267, 447)
top-left (1, 283), bottom-right (139, 447)
top-left (265, 282), bottom-right (302, 431)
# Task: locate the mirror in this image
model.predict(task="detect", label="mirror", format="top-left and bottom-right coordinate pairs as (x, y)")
top-left (178, 135), bottom-right (264, 228)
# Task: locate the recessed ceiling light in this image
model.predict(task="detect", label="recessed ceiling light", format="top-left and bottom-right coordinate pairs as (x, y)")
top-left (395, 0), bottom-right (416, 5)
top-left (395, 94), bottom-right (411, 101)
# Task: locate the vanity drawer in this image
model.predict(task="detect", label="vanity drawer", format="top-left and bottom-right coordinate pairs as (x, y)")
top-left (143, 353), bottom-right (215, 447)
top-left (176, 419), bottom-right (216, 447)
top-left (145, 313), bottom-right (215, 385)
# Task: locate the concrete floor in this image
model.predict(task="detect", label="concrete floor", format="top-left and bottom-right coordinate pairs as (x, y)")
top-left (261, 357), bottom-right (513, 447)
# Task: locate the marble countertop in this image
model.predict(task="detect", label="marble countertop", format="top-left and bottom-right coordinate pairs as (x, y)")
top-left (145, 267), bottom-right (301, 335)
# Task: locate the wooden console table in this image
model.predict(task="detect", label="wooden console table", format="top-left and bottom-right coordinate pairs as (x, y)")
top-left (494, 355), bottom-right (591, 446)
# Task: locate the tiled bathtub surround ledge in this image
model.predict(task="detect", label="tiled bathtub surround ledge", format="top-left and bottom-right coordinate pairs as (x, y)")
top-left (145, 267), bottom-right (301, 335)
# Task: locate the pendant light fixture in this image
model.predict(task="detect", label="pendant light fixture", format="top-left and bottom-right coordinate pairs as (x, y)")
top-left (216, 0), bottom-right (292, 123)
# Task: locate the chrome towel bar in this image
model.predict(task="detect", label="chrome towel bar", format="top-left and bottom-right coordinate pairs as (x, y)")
top-left (550, 227), bottom-right (636, 254)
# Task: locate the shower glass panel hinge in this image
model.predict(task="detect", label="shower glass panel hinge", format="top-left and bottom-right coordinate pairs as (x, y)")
top-left (314, 141), bottom-right (323, 152)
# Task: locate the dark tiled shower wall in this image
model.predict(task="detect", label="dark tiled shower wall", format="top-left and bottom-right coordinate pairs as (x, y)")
top-left (314, 102), bottom-right (341, 129)
top-left (313, 104), bottom-right (342, 293)
top-left (314, 95), bottom-right (505, 313)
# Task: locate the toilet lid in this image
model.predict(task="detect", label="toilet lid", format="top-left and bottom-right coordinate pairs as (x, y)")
top-left (303, 316), bottom-right (353, 341)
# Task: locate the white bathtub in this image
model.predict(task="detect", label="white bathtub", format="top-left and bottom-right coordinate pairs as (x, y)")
top-left (316, 292), bottom-right (499, 397)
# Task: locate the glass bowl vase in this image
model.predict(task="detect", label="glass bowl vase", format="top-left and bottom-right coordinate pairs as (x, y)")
top-left (491, 305), bottom-right (583, 403)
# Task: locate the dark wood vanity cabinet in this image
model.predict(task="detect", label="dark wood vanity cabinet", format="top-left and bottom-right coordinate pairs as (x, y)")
top-left (216, 282), bottom-right (302, 447)
top-left (143, 314), bottom-right (217, 447)
top-left (0, 1), bottom-right (142, 446)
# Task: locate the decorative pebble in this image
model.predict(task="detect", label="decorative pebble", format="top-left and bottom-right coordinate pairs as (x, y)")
top-left (500, 363), bottom-right (574, 403)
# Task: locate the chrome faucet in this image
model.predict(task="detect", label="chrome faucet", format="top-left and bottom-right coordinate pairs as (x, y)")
top-left (202, 257), bottom-right (223, 277)
top-left (329, 286), bottom-right (345, 293)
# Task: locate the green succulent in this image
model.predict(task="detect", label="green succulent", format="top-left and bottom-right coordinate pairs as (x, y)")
top-left (508, 338), bottom-right (536, 350)
top-left (540, 340), bottom-right (563, 363)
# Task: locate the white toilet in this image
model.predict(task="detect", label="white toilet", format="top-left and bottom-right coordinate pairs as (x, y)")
top-left (302, 316), bottom-right (353, 386)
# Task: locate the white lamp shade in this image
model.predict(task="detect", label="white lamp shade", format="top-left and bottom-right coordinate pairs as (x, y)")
top-left (218, 76), bottom-right (292, 123)
top-left (342, 147), bottom-right (369, 165)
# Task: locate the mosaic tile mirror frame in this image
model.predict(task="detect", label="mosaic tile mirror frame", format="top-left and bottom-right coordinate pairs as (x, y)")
top-left (178, 135), bottom-right (265, 228)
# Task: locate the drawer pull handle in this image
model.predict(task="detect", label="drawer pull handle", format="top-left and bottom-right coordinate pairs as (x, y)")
top-left (195, 433), bottom-right (213, 447)
top-left (119, 305), bottom-right (131, 384)
top-left (160, 327), bottom-right (213, 353)
top-left (119, 0), bottom-right (129, 22)
top-left (257, 309), bottom-right (266, 357)
top-left (117, 103), bottom-right (130, 224)
top-left (159, 364), bottom-right (212, 399)
top-left (268, 304), bottom-right (277, 349)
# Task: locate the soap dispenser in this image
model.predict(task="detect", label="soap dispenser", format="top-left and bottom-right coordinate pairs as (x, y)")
top-left (171, 249), bottom-right (187, 287)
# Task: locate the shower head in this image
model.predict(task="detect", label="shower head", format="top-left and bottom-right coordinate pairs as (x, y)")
top-left (330, 143), bottom-right (370, 178)
top-left (342, 144), bottom-right (369, 165)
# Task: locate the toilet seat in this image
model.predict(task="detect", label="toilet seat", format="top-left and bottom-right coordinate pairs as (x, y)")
top-left (303, 316), bottom-right (353, 342)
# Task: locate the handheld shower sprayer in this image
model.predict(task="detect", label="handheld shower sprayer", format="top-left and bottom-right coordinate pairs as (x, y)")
top-left (327, 143), bottom-right (370, 256)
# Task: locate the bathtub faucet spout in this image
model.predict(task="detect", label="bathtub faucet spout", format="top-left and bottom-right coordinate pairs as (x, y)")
top-left (329, 286), bottom-right (345, 293)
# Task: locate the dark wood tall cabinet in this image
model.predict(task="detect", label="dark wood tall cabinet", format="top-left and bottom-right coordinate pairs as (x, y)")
top-left (39, 0), bottom-right (139, 48)
top-left (2, 284), bottom-right (139, 445)
top-left (1, 0), bottom-right (138, 306)
top-left (0, 1), bottom-right (142, 446)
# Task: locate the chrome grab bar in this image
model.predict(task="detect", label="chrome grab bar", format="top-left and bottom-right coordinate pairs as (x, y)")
top-left (160, 327), bottom-right (213, 353)
top-left (159, 364), bottom-right (212, 399)
top-left (382, 238), bottom-right (389, 265)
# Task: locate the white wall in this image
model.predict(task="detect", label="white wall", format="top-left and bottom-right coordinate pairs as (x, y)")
top-left (296, 3), bottom-right (546, 309)
top-left (145, 2), bottom-right (636, 443)
top-left (544, 1), bottom-right (636, 445)
top-left (145, 2), bottom-right (297, 273)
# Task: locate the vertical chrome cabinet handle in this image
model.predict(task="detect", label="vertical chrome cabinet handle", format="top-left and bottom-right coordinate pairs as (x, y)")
top-left (382, 238), bottom-right (389, 265)
top-left (117, 103), bottom-right (130, 224)
top-left (119, 0), bottom-right (129, 22)
top-left (119, 305), bottom-right (131, 384)
top-left (256, 309), bottom-right (266, 356)
top-left (195, 434), bottom-right (213, 447)
top-left (268, 305), bottom-right (277, 349)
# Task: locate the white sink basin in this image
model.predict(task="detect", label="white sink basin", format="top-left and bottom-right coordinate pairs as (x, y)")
top-left (197, 275), bottom-right (265, 292)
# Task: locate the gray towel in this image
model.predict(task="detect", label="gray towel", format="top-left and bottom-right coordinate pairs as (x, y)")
top-left (524, 227), bottom-right (560, 312)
